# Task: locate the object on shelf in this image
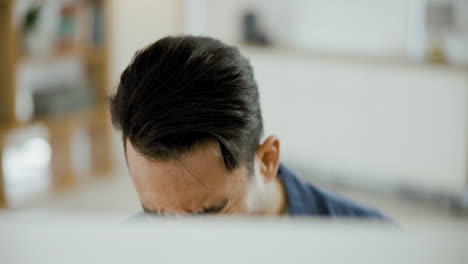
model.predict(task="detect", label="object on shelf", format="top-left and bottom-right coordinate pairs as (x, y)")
top-left (90, 0), bottom-right (104, 47)
top-left (421, 0), bottom-right (468, 65)
top-left (16, 58), bottom-right (93, 122)
top-left (32, 83), bottom-right (95, 118)
top-left (425, 1), bottom-right (454, 64)
top-left (57, 2), bottom-right (81, 52)
top-left (242, 10), bottom-right (270, 46)
top-left (20, 0), bottom-right (87, 58)
top-left (21, 3), bottom-right (58, 57)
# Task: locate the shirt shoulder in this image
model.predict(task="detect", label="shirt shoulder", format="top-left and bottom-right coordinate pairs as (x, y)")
top-left (308, 184), bottom-right (386, 218)
top-left (278, 164), bottom-right (387, 219)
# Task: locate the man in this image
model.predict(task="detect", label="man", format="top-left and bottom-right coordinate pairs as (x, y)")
top-left (110, 35), bottom-right (385, 218)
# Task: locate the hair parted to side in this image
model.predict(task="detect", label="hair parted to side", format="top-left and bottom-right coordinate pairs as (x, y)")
top-left (109, 35), bottom-right (263, 172)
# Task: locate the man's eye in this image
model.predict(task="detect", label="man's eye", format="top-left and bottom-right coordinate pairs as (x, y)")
top-left (203, 207), bottom-right (222, 214)
top-left (198, 203), bottom-right (227, 215)
top-left (145, 211), bottom-right (163, 216)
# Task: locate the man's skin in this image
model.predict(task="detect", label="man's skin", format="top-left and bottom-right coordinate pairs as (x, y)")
top-left (126, 136), bottom-right (288, 216)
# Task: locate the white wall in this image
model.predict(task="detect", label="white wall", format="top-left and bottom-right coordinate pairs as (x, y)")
top-left (278, 0), bottom-right (410, 57)
top-left (109, 0), bottom-right (182, 84)
top-left (244, 47), bottom-right (468, 195)
top-left (203, 0), bottom-right (410, 57)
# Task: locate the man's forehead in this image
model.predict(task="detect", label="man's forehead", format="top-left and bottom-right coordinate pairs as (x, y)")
top-left (125, 139), bottom-right (226, 177)
top-left (124, 138), bottom-right (246, 209)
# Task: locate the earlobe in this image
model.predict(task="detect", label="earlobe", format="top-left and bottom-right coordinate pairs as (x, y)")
top-left (256, 135), bottom-right (280, 182)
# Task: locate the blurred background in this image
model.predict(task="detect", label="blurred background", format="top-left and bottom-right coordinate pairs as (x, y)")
top-left (1, 0), bottom-right (468, 224)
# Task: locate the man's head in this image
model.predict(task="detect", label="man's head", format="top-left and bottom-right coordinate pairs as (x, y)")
top-left (110, 36), bottom-right (283, 216)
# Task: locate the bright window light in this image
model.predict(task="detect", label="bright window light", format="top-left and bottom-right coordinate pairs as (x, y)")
top-left (2, 126), bottom-right (52, 204)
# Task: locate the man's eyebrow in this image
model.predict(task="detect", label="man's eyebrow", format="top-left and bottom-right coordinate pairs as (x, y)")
top-left (198, 198), bottom-right (228, 214)
top-left (142, 205), bottom-right (162, 215)
top-left (141, 199), bottom-right (228, 216)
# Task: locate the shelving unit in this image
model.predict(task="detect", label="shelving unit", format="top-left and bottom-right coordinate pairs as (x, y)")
top-left (0, 0), bottom-right (112, 208)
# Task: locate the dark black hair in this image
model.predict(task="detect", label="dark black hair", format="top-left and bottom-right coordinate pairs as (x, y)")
top-left (109, 35), bottom-right (263, 172)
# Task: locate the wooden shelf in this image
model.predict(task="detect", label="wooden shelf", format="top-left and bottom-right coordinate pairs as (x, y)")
top-left (0, 0), bottom-right (112, 209)
top-left (18, 46), bottom-right (108, 67)
top-left (0, 101), bottom-right (113, 208)
top-left (0, 102), bottom-right (108, 132)
top-left (241, 44), bottom-right (468, 73)
top-left (19, 54), bottom-right (83, 66)
top-left (86, 47), bottom-right (106, 65)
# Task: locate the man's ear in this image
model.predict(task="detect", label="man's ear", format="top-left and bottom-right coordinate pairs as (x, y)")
top-left (256, 135), bottom-right (281, 182)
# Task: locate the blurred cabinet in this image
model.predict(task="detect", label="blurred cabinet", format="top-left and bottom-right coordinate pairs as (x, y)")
top-left (0, 0), bottom-right (112, 208)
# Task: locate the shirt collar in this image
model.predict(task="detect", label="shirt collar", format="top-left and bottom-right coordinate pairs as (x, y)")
top-left (278, 163), bottom-right (321, 216)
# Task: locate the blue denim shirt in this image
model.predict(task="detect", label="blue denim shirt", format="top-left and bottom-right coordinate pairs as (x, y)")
top-left (278, 164), bottom-right (385, 218)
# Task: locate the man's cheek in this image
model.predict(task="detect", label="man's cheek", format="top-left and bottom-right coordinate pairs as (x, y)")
top-left (229, 196), bottom-right (249, 215)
